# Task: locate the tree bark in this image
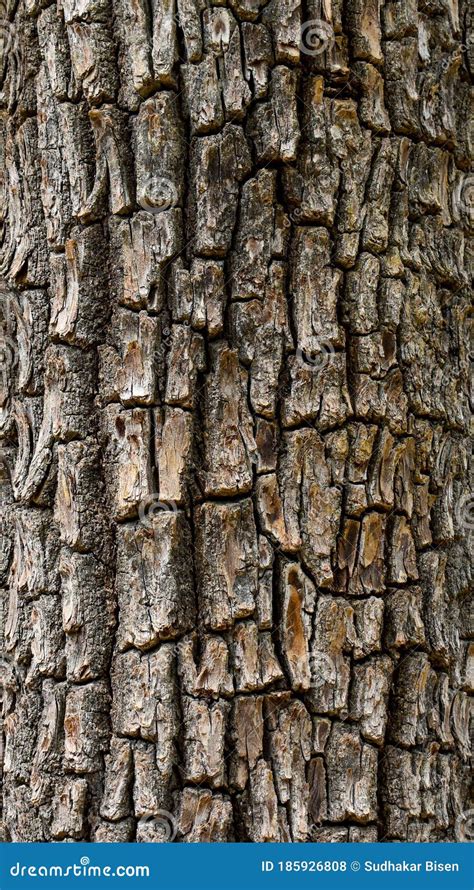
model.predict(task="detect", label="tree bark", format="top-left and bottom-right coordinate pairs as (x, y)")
top-left (0, 0), bottom-right (472, 844)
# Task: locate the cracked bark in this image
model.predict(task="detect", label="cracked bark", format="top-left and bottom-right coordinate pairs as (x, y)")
top-left (0, 0), bottom-right (472, 844)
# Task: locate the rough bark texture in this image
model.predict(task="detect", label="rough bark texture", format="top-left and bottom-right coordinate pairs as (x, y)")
top-left (0, 0), bottom-right (472, 844)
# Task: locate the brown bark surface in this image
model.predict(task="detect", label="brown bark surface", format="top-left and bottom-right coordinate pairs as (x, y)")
top-left (0, 0), bottom-right (472, 843)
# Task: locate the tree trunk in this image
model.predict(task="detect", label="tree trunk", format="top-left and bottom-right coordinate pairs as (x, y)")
top-left (0, 0), bottom-right (472, 844)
